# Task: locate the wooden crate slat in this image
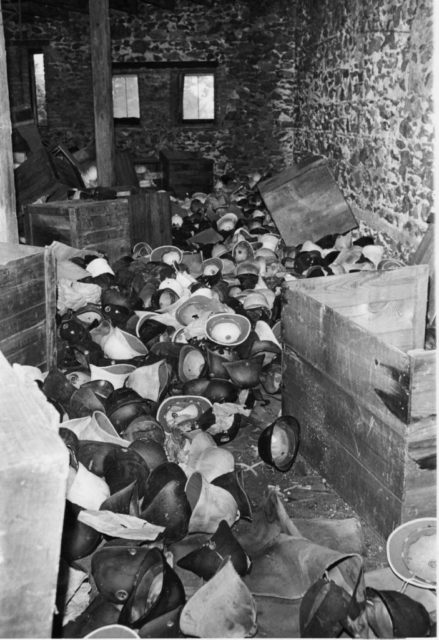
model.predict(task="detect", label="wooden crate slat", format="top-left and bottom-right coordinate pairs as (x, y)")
top-left (0, 321), bottom-right (47, 367)
top-left (283, 351), bottom-right (404, 536)
top-left (0, 280), bottom-right (46, 319)
top-left (408, 349), bottom-right (436, 423)
top-left (402, 455), bottom-right (437, 522)
top-left (44, 247), bottom-right (57, 369)
top-left (283, 289), bottom-right (412, 424)
top-left (283, 348), bottom-right (407, 496)
top-left (0, 302), bottom-right (46, 339)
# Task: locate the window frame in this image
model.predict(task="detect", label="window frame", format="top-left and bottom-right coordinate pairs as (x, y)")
top-left (178, 69), bottom-right (217, 125)
top-left (110, 60), bottom-right (219, 128)
top-left (111, 71), bottom-right (141, 125)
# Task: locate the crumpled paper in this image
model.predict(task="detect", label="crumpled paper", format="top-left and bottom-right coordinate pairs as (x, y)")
top-left (58, 278), bottom-right (102, 314)
top-left (78, 509), bottom-right (165, 540)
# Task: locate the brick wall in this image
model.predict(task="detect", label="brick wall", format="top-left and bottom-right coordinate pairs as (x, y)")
top-left (4, 0), bottom-right (433, 256)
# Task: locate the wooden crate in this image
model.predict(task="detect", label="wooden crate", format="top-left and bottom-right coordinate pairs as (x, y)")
top-left (258, 156), bottom-right (358, 246)
top-left (128, 190), bottom-right (172, 248)
top-left (0, 350), bottom-right (68, 638)
top-left (282, 265), bottom-right (436, 538)
top-left (24, 198), bottom-right (131, 262)
top-left (160, 149), bottom-right (214, 198)
top-left (0, 242), bottom-right (56, 369)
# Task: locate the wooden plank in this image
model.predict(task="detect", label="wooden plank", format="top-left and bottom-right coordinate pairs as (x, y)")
top-left (402, 454), bottom-right (436, 521)
top-left (282, 288), bottom-right (412, 424)
top-left (282, 350), bottom-right (404, 538)
top-left (0, 351), bottom-right (68, 638)
top-left (89, 0), bottom-right (116, 187)
top-left (115, 150), bottom-right (139, 187)
top-left (44, 246), bottom-right (57, 369)
top-left (128, 191), bottom-right (147, 245)
top-left (410, 223), bottom-right (435, 324)
top-left (408, 349), bottom-right (436, 423)
top-left (0, 1), bottom-right (19, 243)
top-left (282, 347), bottom-right (407, 495)
top-left (258, 157), bottom-right (357, 245)
top-left (0, 302), bottom-right (46, 339)
top-left (0, 321), bottom-right (47, 367)
top-left (158, 190), bottom-right (172, 246)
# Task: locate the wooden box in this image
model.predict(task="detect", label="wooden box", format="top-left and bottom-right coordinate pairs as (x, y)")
top-left (258, 156), bottom-right (358, 246)
top-left (282, 265), bottom-right (436, 538)
top-left (0, 350), bottom-right (68, 637)
top-left (0, 243), bottom-right (56, 369)
top-left (128, 190), bottom-right (172, 248)
top-left (160, 149), bottom-right (213, 198)
top-left (24, 198), bottom-right (131, 262)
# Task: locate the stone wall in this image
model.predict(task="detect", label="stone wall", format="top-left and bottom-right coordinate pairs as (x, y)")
top-left (4, 0), bottom-right (434, 256)
top-left (292, 0), bottom-right (434, 258)
top-left (4, 0), bottom-right (298, 177)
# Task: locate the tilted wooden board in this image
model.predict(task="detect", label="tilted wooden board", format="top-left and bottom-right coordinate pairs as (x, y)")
top-left (258, 157), bottom-right (357, 245)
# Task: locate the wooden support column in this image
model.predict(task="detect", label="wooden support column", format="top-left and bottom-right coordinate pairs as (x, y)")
top-left (89, 0), bottom-right (116, 186)
top-left (0, 0), bottom-right (19, 243)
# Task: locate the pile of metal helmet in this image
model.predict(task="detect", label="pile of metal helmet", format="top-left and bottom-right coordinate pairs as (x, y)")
top-left (36, 170), bottom-right (425, 639)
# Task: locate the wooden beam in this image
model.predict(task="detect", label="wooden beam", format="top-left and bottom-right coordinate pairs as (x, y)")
top-left (89, 0), bottom-right (115, 187)
top-left (0, 0), bottom-right (19, 243)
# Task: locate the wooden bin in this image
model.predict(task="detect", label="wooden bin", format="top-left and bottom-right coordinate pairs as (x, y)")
top-left (160, 149), bottom-right (214, 198)
top-left (282, 265), bottom-right (436, 538)
top-left (24, 198), bottom-right (131, 262)
top-left (258, 156), bottom-right (358, 246)
top-left (0, 242), bottom-right (56, 369)
top-left (0, 350), bottom-right (68, 638)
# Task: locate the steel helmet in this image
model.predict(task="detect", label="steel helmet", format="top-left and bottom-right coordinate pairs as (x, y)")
top-left (150, 245), bottom-right (183, 265)
top-left (258, 415), bottom-right (301, 472)
top-left (205, 313), bottom-right (251, 347)
top-left (178, 344), bottom-right (208, 383)
top-left (223, 355), bottom-right (265, 388)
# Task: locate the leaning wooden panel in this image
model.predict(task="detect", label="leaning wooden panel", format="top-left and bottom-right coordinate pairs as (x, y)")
top-left (0, 351), bottom-right (69, 638)
top-left (258, 157), bottom-right (357, 245)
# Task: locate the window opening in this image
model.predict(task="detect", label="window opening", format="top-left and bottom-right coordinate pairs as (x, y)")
top-left (31, 52), bottom-right (47, 125)
top-left (112, 74), bottom-right (140, 119)
top-left (182, 73), bottom-right (215, 121)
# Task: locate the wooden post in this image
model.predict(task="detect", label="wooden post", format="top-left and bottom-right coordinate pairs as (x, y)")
top-left (89, 0), bottom-right (116, 186)
top-left (0, 0), bottom-right (19, 243)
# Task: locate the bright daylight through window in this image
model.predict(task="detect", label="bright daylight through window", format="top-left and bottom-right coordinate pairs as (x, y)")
top-left (182, 73), bottom-right (215, 121)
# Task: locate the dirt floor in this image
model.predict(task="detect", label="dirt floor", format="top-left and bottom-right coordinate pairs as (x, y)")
top-left (229, 393), bottom-right (389, 572)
